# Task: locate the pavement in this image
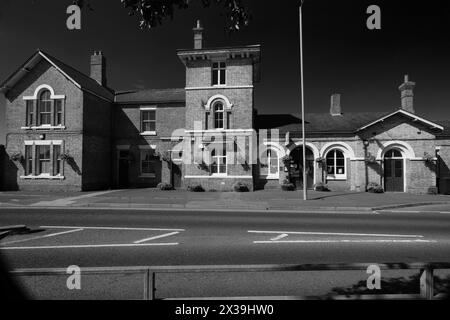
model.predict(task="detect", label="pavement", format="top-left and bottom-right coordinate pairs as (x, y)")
top-left (0, 207), bottom-right (450, 299)
top-left (2, 188), bottom-right (450, 212)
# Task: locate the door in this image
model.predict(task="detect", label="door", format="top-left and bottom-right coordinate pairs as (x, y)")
top-left (118, 150), bottom-right (129, 189)
top-left (289, 147), bottom-right (314, 189)
top-left (172, 163), bottom-right (182, 189)
top-left (384, 150), bottom-right (404, 192)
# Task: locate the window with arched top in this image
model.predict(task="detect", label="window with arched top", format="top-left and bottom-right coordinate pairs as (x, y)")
top-left (38, 90), bottom-right (52, 125)
top-left (384, 149), bottom-right (403, 159)
top-left (326, 149), bottom-right (346, 179)
top-left (213, 101), bottom-right (225, 129)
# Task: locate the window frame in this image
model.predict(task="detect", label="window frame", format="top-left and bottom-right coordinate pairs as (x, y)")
top-left (23, 86), bottom-right (66, 129)
top-left (140, 107), bottom-right (157, 136)
top-left (213, 101), bottom-right (225, 130)
top-left (21, 141), bottom-right (65, 179)
top-left (212, 61), bottom-right (226, 86)
top-left (210, 148), bottom-right (227, 176)
top-left (260, 148), bottom-right (280, 180)
top-left (326, 149), bottom-right (347, 180)
top-left (140, 149), bottom-right (158, 178)
top-left (37, 90), bottom-right (52, 126)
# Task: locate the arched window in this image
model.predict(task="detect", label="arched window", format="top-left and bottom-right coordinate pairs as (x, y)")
top-left (213, 101), bottom-right (224, 129)
top-left (260, 148), bottom-right (279, 178)
top-left (384, 149), bottom-right (402, 159)
top-left (38, 90), bottom-right (52, 125)
top-left (326, 149), bottom-right (346, 178)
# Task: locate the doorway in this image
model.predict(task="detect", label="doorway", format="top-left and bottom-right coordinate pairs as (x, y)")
top-left (289, 146), bottom-right (314, 189)
top-left (384, 149), bottom-right (404, 192)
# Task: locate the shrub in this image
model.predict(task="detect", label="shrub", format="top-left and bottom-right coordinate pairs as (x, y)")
top-left (9, 152), bottom-right (22, 162)
top-left (233, 182), bottom-right (250, 192)
top-left (313, 182), bottom-right (330, 192)
top-left (188, 185), bottom-right (205, 192)
top-left (157, 183), bottom-right (174, 191)
top-left (367, 182), bottom-right (384, 193)
top-left (281, 179), bottom-right (296, 191)
top-left (427, 187), bottom-right (438, 195)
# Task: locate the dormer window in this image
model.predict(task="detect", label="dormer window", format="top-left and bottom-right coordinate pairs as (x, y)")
top-left (213, 101), bottom-right (224, 129)
top-left (212, 62), bottom-right (226, 86)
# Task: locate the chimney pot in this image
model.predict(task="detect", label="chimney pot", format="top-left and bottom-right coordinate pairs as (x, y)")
top-left (330, 93), bottom-right (342, 116)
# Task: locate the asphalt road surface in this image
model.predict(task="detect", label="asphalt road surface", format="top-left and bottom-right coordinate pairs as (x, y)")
top-left (0, 207), bottom-right (449, 299)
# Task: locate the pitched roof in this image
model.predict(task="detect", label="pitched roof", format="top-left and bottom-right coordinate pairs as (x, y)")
top-left (257, 112), bottom-right (390, 134)
top-left (0, 50), bottom-right (114, 102)
top-left (257, 110), bottom-right (447, 136)
top-left (114, 88), bottom-right (186, 104)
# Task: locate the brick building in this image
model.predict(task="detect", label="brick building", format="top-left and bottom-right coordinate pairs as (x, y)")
top-left (1, 22), bottom-right (450, 194)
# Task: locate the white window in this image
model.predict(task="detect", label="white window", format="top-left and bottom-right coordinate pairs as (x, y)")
top-left (141, 108), bottom-right (156, 134)
top-left (212, 62), bottom-right (226, 86)
top-left (326, 149), bottom-right (346, 179)
top-left (26, 100), bottom-right (34, 127)
top-left (21, 141), bottom-right (64, 179)
top-left (38, 90), bottom-right (52, 126)
top-left (213, 101), bottom-right (224, 129)
top-left (211, 148), bottom-right (227, 176)
top-left (140, 150), bottom-right (157, 178)
top-left (260, 149), bottom-right (279, 179)
top-left (54, 99), bottom-right (63, 126)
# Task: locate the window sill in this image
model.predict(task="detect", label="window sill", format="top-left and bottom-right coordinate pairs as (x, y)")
top-left (261, 175), bottom-right (279, 180)
top-left (21, 125), bottom-right (66, 130)
top-left (139, 174), bottom-right (156, 179)
top-left (326, 175), bottom-right (347, 181)
top-left (140, 132), bottom-right (157, 136)
top-left (20, 175), bottom-right (65, 180)
top-left (210, 174), bottom-right (228, 178)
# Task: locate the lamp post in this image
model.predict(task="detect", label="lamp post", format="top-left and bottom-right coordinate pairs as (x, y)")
top-left (299, 0), bottom-right (307, 200)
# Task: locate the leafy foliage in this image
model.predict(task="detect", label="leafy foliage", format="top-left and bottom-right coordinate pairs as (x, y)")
top-left (281, 179), bottom-right (296, 191)
top-left (188, 184), bottom-right (205, 192)
top-left (233, 181), bottom-right (249, 192)
top-left (313, 182), bottom-right (330, 192)
top-left (367, 182), bottom-right (384, 193)
top-left (157, 182), bottom-right (174, 190)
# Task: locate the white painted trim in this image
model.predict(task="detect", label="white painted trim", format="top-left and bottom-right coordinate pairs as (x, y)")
top-left (184, 175), bottom-right (253, 179)
top-left (287, 141), bottom-right (320, 160)
top-left (186, 85), bottom-right (253, 91)
top-left (20, 174), bottom-right (65, 180)
top-left (204, 94), bottom-right (233, 111)
top-left (356, 109), bottom-right (444, 132)
top-left (140, 132), bottom-right (157, 136)
top-left (21, 125), bottom-right (66, 130)
top-left (140, 106), bottom-right (157, 111)
top-left (375, 141), bottom-right (416, 159)
top-left (38, 52), bottom-right (81, 89)
top-left (138, 145), bottom-right (157, 150)
top-left (23, 84), bottom-right (66, 100)
top-left (319, 142), bottom-right (355, 159)
top-left (24, 140), bottom-right (63, 146)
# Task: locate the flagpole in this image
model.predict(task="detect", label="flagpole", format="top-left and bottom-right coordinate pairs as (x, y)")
top-left (299, 1), bottom-right (307, 201)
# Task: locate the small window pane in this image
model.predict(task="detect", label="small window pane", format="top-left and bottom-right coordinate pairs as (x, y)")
top-left (26, 101), bottom-right (34, 126)
top-left (25, 145), bottom-right (33, 175)
top-left (54, 145), bottom-right (62, 176)
top-left (37, 145), bottom-right (50, 175)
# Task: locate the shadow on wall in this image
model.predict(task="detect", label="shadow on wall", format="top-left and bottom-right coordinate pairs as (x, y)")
top-left (0, 146), bottom-right (18, 191)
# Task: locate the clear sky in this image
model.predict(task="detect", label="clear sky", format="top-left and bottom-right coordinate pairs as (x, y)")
top-left (1, 0), bottom-right (450, 144)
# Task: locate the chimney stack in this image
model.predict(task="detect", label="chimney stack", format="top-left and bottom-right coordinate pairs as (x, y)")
top-left (90, 51), bottom-right (107, 86)
top-left (330, 94), bottom-right (342, 116)
top-left (193, 20), bottom-right (204, 50)
top-left (399, 74), bottom-right (415, 113)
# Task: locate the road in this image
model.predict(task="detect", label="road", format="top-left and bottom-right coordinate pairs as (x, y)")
top-left (0, 207), bottom-right (449, 299)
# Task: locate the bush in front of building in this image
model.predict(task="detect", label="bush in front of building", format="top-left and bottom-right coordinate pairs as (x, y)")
top-left (188, 185), bottom-right (205, 192)
top-left (367, 182), bottom-right (384, 193)
top-left (281, 179), bottom-right (296, 191)
top-left (233, 182), bottom-right (250, 192)
top-left (157, 182), bottom-right (174, 191)
top-left (313, 182), bottom-right (330, 192)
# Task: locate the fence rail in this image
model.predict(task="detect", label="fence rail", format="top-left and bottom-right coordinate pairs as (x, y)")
top-left (10, 262), bottom-right (450, 300)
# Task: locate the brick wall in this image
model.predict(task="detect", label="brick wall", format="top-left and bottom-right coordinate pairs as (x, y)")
top-left (0, 145), bottom-right (4, 190)
top-left (4, 60), bottom-right (84, 191)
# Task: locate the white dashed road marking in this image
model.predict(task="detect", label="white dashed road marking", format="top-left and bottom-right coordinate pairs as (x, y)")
top-left (134, 232), bottom-right (180, 244)
top-left (1, 228), bottom-right (84, 245)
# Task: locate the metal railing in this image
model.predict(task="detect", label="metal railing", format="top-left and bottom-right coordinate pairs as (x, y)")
top-left (10, 262), bottom-right (450, 300)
